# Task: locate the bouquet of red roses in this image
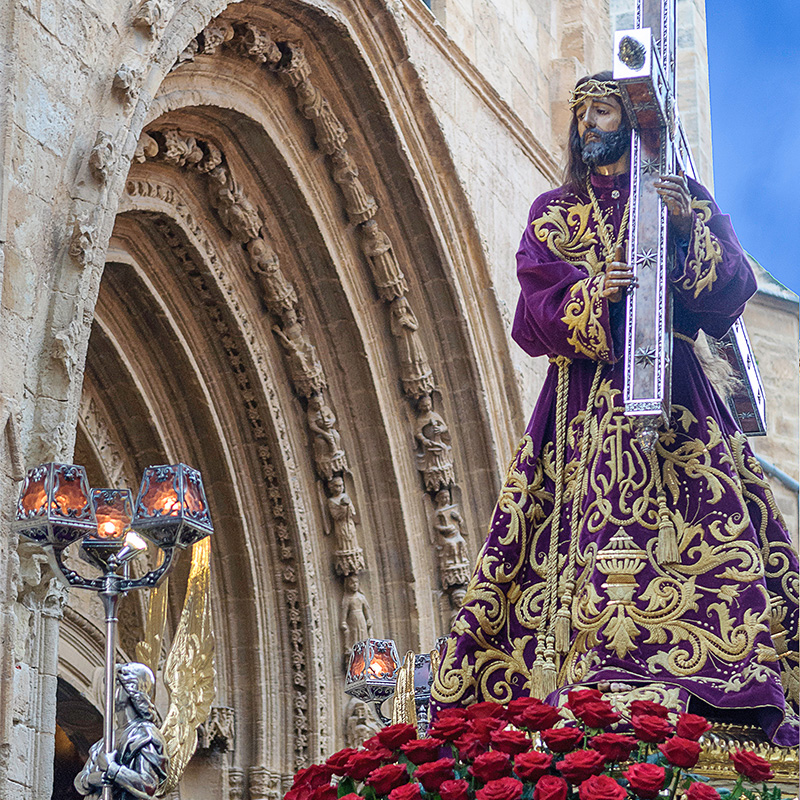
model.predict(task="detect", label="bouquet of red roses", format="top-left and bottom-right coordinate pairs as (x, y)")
top-left (287, 690), bottom-right (781, 800)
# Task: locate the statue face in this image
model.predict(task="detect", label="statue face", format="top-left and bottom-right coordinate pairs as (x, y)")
top-left (575, 96), bottom-right (629, 169)
top-left (436, 489), bottom-right (450, 506)
top-left (576, 96), bottom-right (623, 138)
top-left (329, 477), bottom-right (344, 494)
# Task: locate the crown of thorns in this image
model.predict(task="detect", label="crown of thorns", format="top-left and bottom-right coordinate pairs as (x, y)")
top-left (568, 79), bottom-right (621, 110)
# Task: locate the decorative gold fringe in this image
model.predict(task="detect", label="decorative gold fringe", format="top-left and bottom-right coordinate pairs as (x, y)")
top-left (554, 606), bottom-right (571, 654)
top-left (541, 636), bottom-right (558, 697)
top-left (392, 651), bottom-right (418, 726)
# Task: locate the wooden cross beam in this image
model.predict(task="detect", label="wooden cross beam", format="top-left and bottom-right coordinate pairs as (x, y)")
top-left (613, 0), bottom-right (766, 444)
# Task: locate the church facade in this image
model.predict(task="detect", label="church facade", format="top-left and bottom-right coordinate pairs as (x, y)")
top-left (0, 0), bottom-right (795, 798)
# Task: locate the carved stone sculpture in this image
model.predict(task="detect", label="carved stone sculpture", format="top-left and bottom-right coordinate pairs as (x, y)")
top-left (69, 215), bottom-right (97, 268)
top-left (206, 164), bottom-right (262, 242)
top-left (415, 394), bottom-right (455, 492)
top-left (228, 769), bottom-right (245, 800)
top-left (159, 129), bottom-right (204, 168)
top-left (89, 131), bottom-right (115, 184)
top-left (230, 22), bottom-right (280, 65)
top-left (341, 574), bottom-right (373, 652)
top-left (246, 236), bottom-right (298, 317)
top-left (132, 0), bottom-right (166, 36)
top-left (248, 766), bottom-right (281, 800)
top-left (294, 78), bottom-right (348, 155)
top-left (196, 706), bottom-right (235, 752)
top-left (200, 19), bottom-right (233, 54)
top-left (113, 64), bottom-right (141, 110)
top-left (326, 476), bottom-right (365, 576)
top-left (330, 150), bottom-right (377, 223)
top-left (173, 38), bottom-right (199, 69)
top-left (134, 132), bottom-right (159, 164)
top-left (74, 663), bottom-right (168, 799)
top-left (272, 308), bottom-right (326, 397)
top-left (448, 585), bottom-right (468, 628)
top-left (432, 488), bottom-right (470, 589)
top-left (344, 697), bottom-right (381, 749)
top-left (389, 297), bottom-right (435, 398)
top-left (360, 220), bottom-right (408, 301)
top-left (307, 393), bottom-right (347, 479)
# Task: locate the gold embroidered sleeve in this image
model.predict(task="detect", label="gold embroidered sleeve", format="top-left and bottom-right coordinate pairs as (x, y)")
top-left (679, 199), bottom-right (723, 299)
top-left (561, 274), bottom-right (611, 361)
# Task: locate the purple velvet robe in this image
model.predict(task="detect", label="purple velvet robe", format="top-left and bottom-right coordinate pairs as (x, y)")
top-left (432, 172), bottom-right (800, 746)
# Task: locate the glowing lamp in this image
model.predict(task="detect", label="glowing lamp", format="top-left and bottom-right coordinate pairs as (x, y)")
top-left (14, 463), bottom-right (96, 547)
top-left (345, 638), bottom-right (401, 705)
top-left (132, 463), bottom-right (213, 549)
top-left (80, 489), bottom-right (135, 570)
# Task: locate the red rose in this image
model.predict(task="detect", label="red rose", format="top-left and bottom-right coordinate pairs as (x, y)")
top-left (631, 714), bottom-right (673, 743)
top-left (589, 733), bottom-right (639, 763)
top-left (389, 784), bottom-right (422, 800)
top-left (326, 748), bottom-right (359, 773)
top-left (455, 731), bottom-right (489, 760)
top-left (490, 728), bottom-right (532, 755)
top-left (283, 788), bottom-right (307, 800)
top-left (506, 697), bottom-right (549, 721)
top-left (658, 737), bottom-right (702, 770)
top-left (730, 750), bottom-right (774, 783)
top-left (533, 775), bottom-right (568, 800)
top-left (339, 794), bottom-right (362, 800)
top-left (470, 717), bottom-right (508, 743)
top-left (376, 723), bottom-right (419, 751)
top-left (573, 700), bottom-right (620, 730)
top-left (624, 763), bottom-right (666, 799)
top-left (469, 751), bottom-right (513, 782)
top-left (467, 701), bottom-right (508, 720)
top-left (414, 758), bottom-right (456, 792)
top-left (629, 700), bottom-right (670, 719)
top-left (344, 748), bottom-right (392, 780)
top-left (476, 777), bottom-right (524, 800)
top-left (516, 704), bottom-right (564, 732)
top-left (439, 779), bottom-right (471, 800)
top-left (309, 785), bottom-right (337, 800)
top-left (292, 764), bottom-right (335, 790)
top-left (542, 727), bottom-right (584, 753)
top-left (400, 738), bottom-right (444, 765)
top-left (430, 714), bottom-right (471, 741)
top-left (579, 774), bottom-right (627, 800)
top-left (438, 708), bottom-right (469, 722)
top-left (676, 714), bottom-right (712, 742)
top-left (566, 689), bottom-right (603, 716)
top-left (684, 782), bottom-right (721, 800)
top-left (557, 750), bottom-right (606, 784)
top-left (513, 751), bottom-right (553, 782)
top-left (366, 764), bottom-right (410, 795)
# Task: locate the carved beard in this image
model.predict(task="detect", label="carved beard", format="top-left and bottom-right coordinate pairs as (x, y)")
top-left (581, 125), bottom-right (630, 168)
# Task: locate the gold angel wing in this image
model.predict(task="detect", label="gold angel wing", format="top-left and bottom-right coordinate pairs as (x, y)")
top-left (135, 575), bottom-right (169, 675)
top-left (391, 650), bottom-right (417, 727)
top-left (158, 537), bottom-right (216, 796)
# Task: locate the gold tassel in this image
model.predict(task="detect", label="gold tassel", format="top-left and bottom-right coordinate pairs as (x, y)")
top-left (541, 636), bottom-right (558, 697)
top-left (554, 604), bottom-right (571, 654)
top-left (531, 642), bottom-right (547, 699)
top-left (656, 496), bottom-right (680, 564)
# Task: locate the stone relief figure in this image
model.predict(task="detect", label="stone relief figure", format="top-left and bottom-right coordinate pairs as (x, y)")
top-left (360, 220), bottom-right (409, 301)
top-left (246, 236), bottom-right (298, 317)
top-left (325, 476), bottom-right (365, 576)
top-left (294, 79), bottom-right (348, 156)
top-left (414, 394), bottom-right (455, 492)
top-left (230, 22), bottom-right (280, 65)
top-left (389, 297), bottom-right (435, 399)
top-left (200, 19), bottom-right (233, 54)
top-left (307, 393), bottom-right (347, 480)
top-left (206, 164), bottom-right (262, 243)
top-left (448, 585), bottom-right (468, 628)
top-left (341, 574), bottom-right (373, 653)
top-left (160, 129), bottom-right (204, 168)
top-left (74, 663), bottom-right (168, 799)
top-left (432, 488), bottom-right (470, 589)
top-left (89, 131), bottom-right (116, 184)
top-left (330, 150), bottom-right (378, 224)
top-left (344, 697), bottom-right (381, 749)
top-left (272, 307), bottom-right (326, 397)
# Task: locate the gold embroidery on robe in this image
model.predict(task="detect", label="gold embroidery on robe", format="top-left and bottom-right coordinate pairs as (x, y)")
top-left (681, 199), bottom-right (723, 298)
top-left (532, 200), bottom-right (604, 276)
top-left (561, 276), bottom-right (611, 361)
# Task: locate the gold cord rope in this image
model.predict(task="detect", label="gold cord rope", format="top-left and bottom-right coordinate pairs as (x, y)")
top-left (586, 177), bottom-right (631, 267)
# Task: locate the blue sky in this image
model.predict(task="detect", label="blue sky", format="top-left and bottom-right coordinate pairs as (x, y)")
top-left (706, 0), bottom-right (799, 297)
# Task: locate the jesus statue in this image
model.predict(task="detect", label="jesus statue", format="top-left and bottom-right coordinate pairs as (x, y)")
top-left (431, 71), bottom-right (799, 747)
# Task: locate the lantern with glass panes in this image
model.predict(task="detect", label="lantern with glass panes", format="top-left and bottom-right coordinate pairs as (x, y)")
top-left (14, 461), bottom-right (213, 800)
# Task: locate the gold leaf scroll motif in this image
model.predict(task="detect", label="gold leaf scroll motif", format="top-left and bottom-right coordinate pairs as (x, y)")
top-left (681, 199), bottom-right (722, 298)
top-left (562, 276), bottom-right (611, 361)
top-left (532, 201), bottom-right (603, 275)
top-left (159, 537), bottom-right (215, 794)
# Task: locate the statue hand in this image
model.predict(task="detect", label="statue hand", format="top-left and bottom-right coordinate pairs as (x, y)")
top-left (655, 172), bottom-right (692, 239)
top-left (602, 261), bottom-right (636, 302)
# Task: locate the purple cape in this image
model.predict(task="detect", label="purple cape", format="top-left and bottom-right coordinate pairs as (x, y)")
top-left (432, 172), bottom-right (799, 746)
